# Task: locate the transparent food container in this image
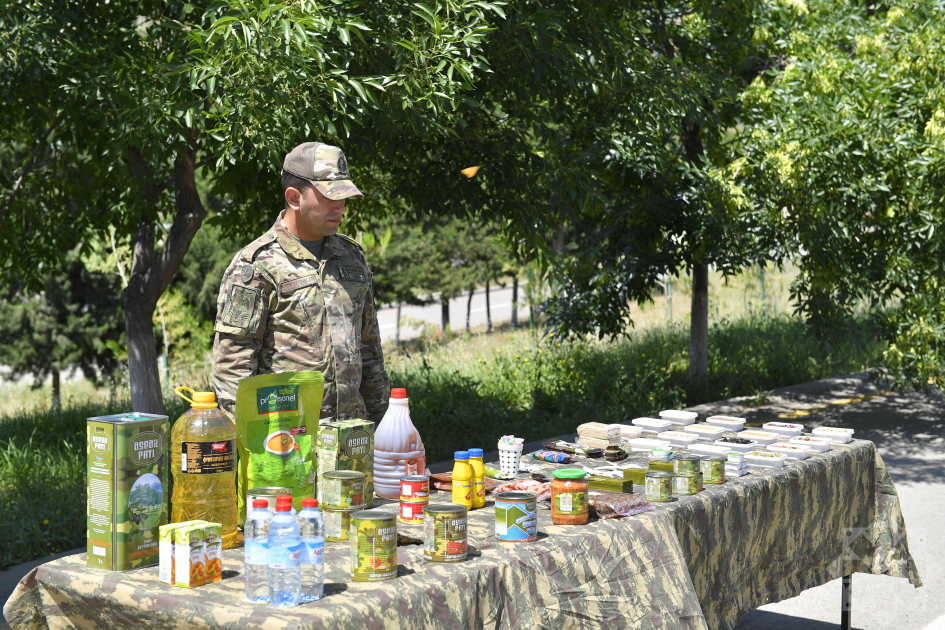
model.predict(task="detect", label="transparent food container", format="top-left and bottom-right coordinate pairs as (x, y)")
top-left (683, 424), bottom-right (727, 438)
top-left (762, 422), bottom-right (805, 437)
top-left (811, 427), bottom-right (854, 443)
top-left (744, 451), bottom-right (788, 468)
top-left (715, 438), bottom-right (758, 453)
top-left (657, 431), bottom-right (702, 447)
top-left (705, 416), bottom-right (747, 431)
top-left (659, 410), bottom-right (698, 426)
top-left (738, 431), bottom-right (780, 446)
top-left (767, 443), bottom-right (811, 460)
top-left (789, 436), bottom-right (832, 452)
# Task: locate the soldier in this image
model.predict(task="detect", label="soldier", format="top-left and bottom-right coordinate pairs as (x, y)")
top-left (211, 142), bottom-right (390, 424)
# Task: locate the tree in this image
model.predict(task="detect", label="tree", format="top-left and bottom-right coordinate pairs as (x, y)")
top-left (735, 0), bottom-right (945, 390)
top-left (0, 250), bottom-right (124, 407)
top-left (1, 0), bottom-right (505, 413)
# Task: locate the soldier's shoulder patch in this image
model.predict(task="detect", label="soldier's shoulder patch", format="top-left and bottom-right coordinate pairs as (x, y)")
top-left (336, 233), bottom-right (364, 252)
top-left (240, 264), bottom-right (255, 283)
top-left (222, 283), bottom-right (259, 329)
top-left (339, 266), bottom-right (367, 283)
top-left (239, 231), bottom-right (277, 263)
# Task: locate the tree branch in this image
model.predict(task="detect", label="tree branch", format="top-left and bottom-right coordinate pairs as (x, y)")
top-left (0, 111), bottom-right (65, 227)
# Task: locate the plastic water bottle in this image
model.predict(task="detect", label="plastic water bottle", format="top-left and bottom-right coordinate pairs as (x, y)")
top-left (297, 498), bottom-right (325, 602)
top-left (268, 498), bottom-right (301, 607)
top-left (244, 499), bottom-right (273, 602)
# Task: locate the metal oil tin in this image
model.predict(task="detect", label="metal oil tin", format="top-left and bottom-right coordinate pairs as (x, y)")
top-left (322, 471), bottom-right (366, 510)
top-left (246, 487), bottom-right (291, 514)
top-left (423, 504), bottom-right (468, 562)
top-left (323, 506), bottom-right (359, 542)
top-left (673, 473), bottom-right (703, 495)
top-left (645, 472), bottom-right (673, 502)
top-left (673, 455), bottom-right (701, 476)
top-left (700, 456), bottom-right (725, 484)
top-left (350, 510), bottom-right (398, 582)
top-left (494, 492), bottom-right (537, 542)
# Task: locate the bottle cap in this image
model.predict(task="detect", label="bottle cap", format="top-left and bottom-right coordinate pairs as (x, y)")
top-left (252, 499), bottom-right (268, 508)
top-left (468, 448), bottom-right (483, 458)
top-left (391, 388), bottom-right (407, 399)
top-left (277, 494), bottom-right (292, 503)
top-left (552, 468), bottom-right (587, 480)
top-left (302, 498), bottom-right (318, 508)
top-left (275, 502), bottom-right (292, 512)
top-left (174, 386), bottom-right (218, 409)
top-left (454, 450), bottom-right (469, 460)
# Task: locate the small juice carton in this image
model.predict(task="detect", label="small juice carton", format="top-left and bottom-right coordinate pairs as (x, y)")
top-left (174, 523), bottom-right (209, 588)
top-left (159, 521), bottom-right (206, 585)
top-left (204, 523), bottom-right (223, 584)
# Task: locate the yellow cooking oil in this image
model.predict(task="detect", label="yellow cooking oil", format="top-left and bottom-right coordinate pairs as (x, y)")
top-left (171, 387), bottom-right (238, 548)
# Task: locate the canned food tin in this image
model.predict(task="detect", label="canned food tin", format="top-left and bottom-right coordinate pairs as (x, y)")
top-left (246, 487), bottom-right (291, 514)
top-left (399, 499), bottom-right (428, 524)
top-left (423, 504), bottom-right (467, 562)
top-left (494, 491), bottom-right (537, 542)
top-left (322, 471), bottom-right (366, 510)
top-left (323, 506), bottom-right (359, 542)
top-left (400, 475), bottom-right (430, 503)
top-left (645, 472), bottom-right (673, 502)
top-left (673, 455), bottom-right (701, 475)
top-left (350, 510), bottom-right (398, 582)
top-left (674, 473), bottom-right (703, 495)
top-left (700, 456), bottom-right (725, 484)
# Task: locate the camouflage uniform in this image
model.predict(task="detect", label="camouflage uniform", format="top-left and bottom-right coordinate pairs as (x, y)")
top-left (211, 215), bottom-right (389, 424)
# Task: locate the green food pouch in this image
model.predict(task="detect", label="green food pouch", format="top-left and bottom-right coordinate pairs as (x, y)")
top-left (235, 371), bottom-right (324, 526)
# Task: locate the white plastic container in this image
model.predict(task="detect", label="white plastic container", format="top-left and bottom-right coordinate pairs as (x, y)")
top-left (659, 410), bottom-right (698, 426)
top-left (789, 436), bottom-right (832, 452)
top-left (373, 388), bottom-right (426, 499)
top-left (627, 437), bottom-right (671, 452)
top-left (497, 442), bottom-right (524, 475)
top-left (767, 443), bottom-right (810, 460)
top-left (738, 430), bottom-right (780, 446)
top-left (705, 415), bottom-right (747, 431)
top-left (657, 431), bottom-right (702, 447)
top-left (763, 422), bottom-right (805, 437)
top-left (812, 427), bottom-right (854, 443)
top-left (683, 424), bottom-right (727, 439)
top-left (611, 424), bottom-right (643, 440)
top-left (631, 417), bottom-right (674, 431)
top-left (725, 465), bottom-right (748, 477)
top-left (744, 451), bottom-right (787, 468)
top-left (715, 438), bottom-right (758, 453)
top-left (687, 443), bottom-right (732, 457)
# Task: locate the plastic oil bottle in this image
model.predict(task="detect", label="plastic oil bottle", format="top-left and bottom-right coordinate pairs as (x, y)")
top-left (373, 388), bottom-right (426, 499)
top-left (171, 387), bottom-right (238, 548)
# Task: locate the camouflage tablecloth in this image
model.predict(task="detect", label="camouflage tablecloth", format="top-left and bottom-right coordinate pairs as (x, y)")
top-left (3, 438), bottom-right (920, 630)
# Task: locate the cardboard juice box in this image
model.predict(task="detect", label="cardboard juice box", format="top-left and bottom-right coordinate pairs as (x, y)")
top-left (159, 521), bottom-right (207, 585)
top-left (174, 523), bottom-right (209, 588)
top-left (87, 412), bottom-right (169, 571)
top-left (316, 419), bottom-right (375, 507)
top-left (204, 523), bottom-right (223, 584)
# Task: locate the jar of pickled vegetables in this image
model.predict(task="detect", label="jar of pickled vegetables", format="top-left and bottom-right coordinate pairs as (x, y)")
top-left (551, 469), bottom-right (589, 525)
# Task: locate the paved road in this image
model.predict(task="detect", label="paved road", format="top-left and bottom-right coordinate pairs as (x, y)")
top-left (376, 283), bottom-right (531, 343)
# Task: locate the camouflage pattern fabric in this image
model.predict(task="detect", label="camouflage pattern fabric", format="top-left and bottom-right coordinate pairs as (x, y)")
top-left (4, 438), bottom-right (919, 630)
top-left (283, 142), bottom-right (363, 200)
top-left (212, 212), bottom-right (389, 425)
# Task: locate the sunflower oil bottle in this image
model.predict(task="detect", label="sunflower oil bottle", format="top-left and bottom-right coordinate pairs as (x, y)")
top-left (171, 387), bottom-right (238, 548)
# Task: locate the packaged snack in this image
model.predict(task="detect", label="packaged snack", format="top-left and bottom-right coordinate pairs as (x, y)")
top-left (576, 422), bottom-right (620, 440)
top-left (159, 521), bottom-right (206, 585)
top-left (587, 490), bottom-right (654, 518)
top-left (531, 450), bottom-right (574, 464)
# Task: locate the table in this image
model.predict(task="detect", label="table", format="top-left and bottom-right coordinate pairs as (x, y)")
top-left (3, 437), bottom-right (921, 630)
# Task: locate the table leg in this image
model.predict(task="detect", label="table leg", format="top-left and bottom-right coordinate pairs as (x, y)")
top-left (841, 574), bottom-right (853, 630)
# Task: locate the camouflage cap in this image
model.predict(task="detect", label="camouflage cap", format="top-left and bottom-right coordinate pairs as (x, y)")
top-left (283, 142), bottom-right (363, 200)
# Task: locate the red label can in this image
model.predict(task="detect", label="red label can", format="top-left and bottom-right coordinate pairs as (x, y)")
top-left (399, 499), bottom-right (428, 524)
top-left (400, 475), bottom-right (430, 502)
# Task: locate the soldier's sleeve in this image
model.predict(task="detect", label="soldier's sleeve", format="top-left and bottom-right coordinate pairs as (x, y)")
top-left (211, 255), bottom-right (273, 417)
top-left (359, 264), bottom-right (390, 424)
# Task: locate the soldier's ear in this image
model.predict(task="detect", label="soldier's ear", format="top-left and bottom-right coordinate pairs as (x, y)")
top-left (285, 186), bottom-right (302, 211)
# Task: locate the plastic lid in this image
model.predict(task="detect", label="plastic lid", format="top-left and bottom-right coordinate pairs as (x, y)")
top-left (277, 494), bottom-right (292, 503)
top-left (302, 498), bottom-right (318, 508)
top-left (275, 502), bottom-right (292, 512)
top-left (252, 499), bottom-right (268, 508)
top-left (468, 448), bottom-right (483, 458)
top-left (391, 388), bottom-right (407, 399)
top-left (553, 468), bottom-right (587, 480)
top-left (174, 386), bottom-right (218, 409)
top-left (454, 450), bottom-right (469, 460)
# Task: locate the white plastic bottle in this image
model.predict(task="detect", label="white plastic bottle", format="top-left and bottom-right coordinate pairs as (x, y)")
top-left (244, 499), bottom-right (273, 602)
top-left (373, 388), bottom-right (426, 499)
top-left (268, 497), bottom-right (301, 608)
top-left (297, 498), bottom-right (325, 602)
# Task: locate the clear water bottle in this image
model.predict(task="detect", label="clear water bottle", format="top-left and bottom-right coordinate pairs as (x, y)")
top-left (297, 498), bottom-right (325, 602)
top-left (268, 497), bottom-right (301, 608)
top-left (244, 499), bottom-right (273, 602)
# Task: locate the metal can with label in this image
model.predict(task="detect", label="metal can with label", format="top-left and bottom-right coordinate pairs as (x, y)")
top-left (321, 471), bottom-right (366, 510)
top-left (674, 473), bottom-right (703, 495)
top-left (323, 506), bottom-right (358, 542)
top-left (400, 475), bottom-right (430, 503)
top-left (350, 510), bottom-right (398, 582)
top-left (673, 455), bottom-right (701, 476)
top-left (423, 504), bottom-right (467, 562)
top-left (494, 491), bottom-right (537, 542)
top-left (645, 472), bottom-right (673, 502)
top-left (399, 499), bottom-right (428, 524)
top-left (700, 456), bottom-right (726, 484)
top-left (246, 487), bottom-right (291, 515)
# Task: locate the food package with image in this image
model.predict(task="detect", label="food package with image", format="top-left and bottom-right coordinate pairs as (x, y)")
top-left (234, 372), bottom-right (324, 525)
top-left (173, 523), bottom-right (209, 588)
top-left (317, 419), bottom-right (375, 507)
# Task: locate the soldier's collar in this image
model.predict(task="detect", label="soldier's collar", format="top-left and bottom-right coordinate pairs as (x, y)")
top-left (272, 211), bottom-right (341, 263)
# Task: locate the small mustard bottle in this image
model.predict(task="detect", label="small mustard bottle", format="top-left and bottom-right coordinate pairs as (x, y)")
top-left (468, 448), bottom-right (486, 509)
top-left (451, 451), bottom-right (472, 509)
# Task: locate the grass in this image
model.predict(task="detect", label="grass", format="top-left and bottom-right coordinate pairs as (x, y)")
top-left (0, 310), bottom-right (884, 569)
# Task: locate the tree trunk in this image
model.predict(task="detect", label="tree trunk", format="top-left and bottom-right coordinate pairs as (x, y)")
top-left (441, 297), bottom-right (450, 334)
top-left (511, 276), bottom-right (519, 327)
top-left (688, 263), bottom-right (709, 380)
top-left (123, 146), bottom-right (206, 414)
top-left (51, 367), bottom-right (60, 410)
top-left (466, 287), bottom-right (474, 333)
top-left (485, 279), bottom-right (492, 332)
top-left (395, 302), bottom-right (402, 348)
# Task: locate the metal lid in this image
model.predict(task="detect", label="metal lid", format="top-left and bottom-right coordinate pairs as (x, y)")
top-left (645, 472), bottom-right (673, 478)
top-left (494, 491), bottom-right (537, 501)
top-left (423, 504), bottom-right (467, 515)
top-left (675, 454), bottom-right (702, 461)
top-left (400, 475), bottom-right (429, 482)
top-left (247, 487), bottom-right (292, 495)
top-left (323, 470), bottom-right (366, 480)
top-left (702, 456), bottom-right (726, 462)
top-left (674, 472), bottom-right (703, 478)
top-left (351, 509), bottom-right (396, 521)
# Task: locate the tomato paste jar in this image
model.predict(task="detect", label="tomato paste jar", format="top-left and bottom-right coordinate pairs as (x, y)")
top-left (551, 469), bottom-right (589, 525)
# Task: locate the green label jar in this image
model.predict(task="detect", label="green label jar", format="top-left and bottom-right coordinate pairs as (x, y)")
top-left (551, 469), bottom-right (588, 525)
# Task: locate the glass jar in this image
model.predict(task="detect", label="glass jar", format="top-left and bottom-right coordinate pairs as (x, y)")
top-left (551, 469), bottom-right (589, 525)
